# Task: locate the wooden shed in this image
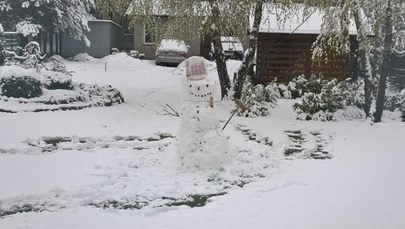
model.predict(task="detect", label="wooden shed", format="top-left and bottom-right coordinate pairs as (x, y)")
top-left (255, 7), bottom-right (359, 85)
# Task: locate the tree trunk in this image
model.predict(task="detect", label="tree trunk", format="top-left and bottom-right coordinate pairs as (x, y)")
top-left (49, 29), bottom-right (54, 55)
top-left (233, 0), bottom-right (263, 100)
top-left (208, 0), bottom-right (231, 100)
top-left (374, 0), bottom-right (393, 123)
top-left (340, 0), bottom-right (352, 80)
top-left (0, 48), bottom-right (4, 66)
top-left (0, 34), bottom-right (4, 66)
top-left (353, 0), bottom-right (373, 117)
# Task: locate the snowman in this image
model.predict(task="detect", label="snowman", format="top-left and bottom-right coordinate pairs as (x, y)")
top-left (178, 57), bottom-right (230, 169)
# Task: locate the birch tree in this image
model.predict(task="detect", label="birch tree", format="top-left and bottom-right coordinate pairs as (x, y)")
top-left (312, 0), bottom-right (404, 121)
top-left (233, 0), bottom-right (263, 100)
top-left (372, 0), bottom-right (405, 122)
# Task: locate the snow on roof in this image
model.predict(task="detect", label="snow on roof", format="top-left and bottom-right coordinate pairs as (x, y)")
top-left (88, 20), bottom-right (122, 29)
top-left (256, 5), bottom-right (357, 35)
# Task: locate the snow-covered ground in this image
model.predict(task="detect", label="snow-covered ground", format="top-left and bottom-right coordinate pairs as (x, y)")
top-left (1, 54), bottom-right (405, 229)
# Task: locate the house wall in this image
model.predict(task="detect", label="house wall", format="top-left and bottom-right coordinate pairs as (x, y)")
top-left (256, 33), bottom-right (358, 85)
top-left (123, 33), bottom-right (134, 51)
top-left (133, 20), bottom-right (202, 60)
top-left (133, 21), bottom-right (156, 59)
top-left (61, 20), bottom-right (123, 58)
top-left (389, 52), bottom-right (405, 90)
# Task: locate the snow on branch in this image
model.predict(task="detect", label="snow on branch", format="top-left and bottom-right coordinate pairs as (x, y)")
top-left (16, 21), bottom-right (42, 37)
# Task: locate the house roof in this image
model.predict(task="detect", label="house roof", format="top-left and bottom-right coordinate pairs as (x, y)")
top-left (255, 4), bottom-right (358, 35)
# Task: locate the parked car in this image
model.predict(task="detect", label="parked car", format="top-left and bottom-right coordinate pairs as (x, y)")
top-left (210, 37), bottom-right (244, 61)
top-left (155, 39), bottom-right (189, 66)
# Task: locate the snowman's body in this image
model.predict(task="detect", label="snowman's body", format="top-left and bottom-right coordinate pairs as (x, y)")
top-left (178, 57), bottom-right (229, 169)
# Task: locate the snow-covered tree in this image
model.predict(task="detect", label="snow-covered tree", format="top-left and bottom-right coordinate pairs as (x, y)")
top-left (233, 0), bottom-right (264, 100)
top-left (95, 0), bottom-right (133, 31)
top-left (310, 0), bottom-right (405, 121)
top-left (0, 0), bottom-right (96, 46)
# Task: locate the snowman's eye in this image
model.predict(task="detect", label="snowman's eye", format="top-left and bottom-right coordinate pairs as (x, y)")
top-left (206, 84), bottom-right (209, 87)
top-left (189, 85), bottom-right (192, 88)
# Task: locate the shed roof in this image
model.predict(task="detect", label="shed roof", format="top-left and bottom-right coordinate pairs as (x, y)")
top-left (256, 5), bottom-right (357, 35)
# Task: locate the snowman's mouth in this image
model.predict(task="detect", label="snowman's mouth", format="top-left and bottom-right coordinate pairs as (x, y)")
top-left (189, 92), bottom-right (212, 98)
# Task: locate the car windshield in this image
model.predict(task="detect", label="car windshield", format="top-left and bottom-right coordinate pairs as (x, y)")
top-left (158, 39), bottom-right (187, 52)
top-left (220, 37), bottom-right (243, 52)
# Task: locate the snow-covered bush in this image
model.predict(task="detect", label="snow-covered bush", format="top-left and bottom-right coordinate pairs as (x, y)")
top-left (293, 78), bottom-right (350, 121)
top-left (0, 65), bottom-right (124, 112)
top-left (80, 84), bottom-right (125, 107)
top-left (385, 89), bottom-right (405, 121)
top-left (0, 75), bottom-right (43, 98)
top-left (346, 79), bottom-right (365, 109)
top-left (276, 75), bottom-right (325, 99)
top-left (41, 70), bottom-right (73, 90)
top-left (238, 81), bottom-right (279, 118)
top-left (284, 75), bottom-right (308, 99)
top-left (334, 106), bottom-right (367, 121)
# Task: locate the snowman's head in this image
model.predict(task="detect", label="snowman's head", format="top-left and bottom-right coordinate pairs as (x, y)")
top-left (185, 79), bottom-right (216, 102)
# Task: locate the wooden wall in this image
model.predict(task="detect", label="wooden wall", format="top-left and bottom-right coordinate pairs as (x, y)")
top-left (256, 33), bottom-right (358, 85)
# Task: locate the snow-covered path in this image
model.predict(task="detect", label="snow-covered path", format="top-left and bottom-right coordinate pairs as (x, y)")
top-left (1, 55), bottom-right (405, 229)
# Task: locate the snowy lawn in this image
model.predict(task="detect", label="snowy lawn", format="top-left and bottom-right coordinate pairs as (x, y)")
top-left (1, 54), bottom-right (405, 229)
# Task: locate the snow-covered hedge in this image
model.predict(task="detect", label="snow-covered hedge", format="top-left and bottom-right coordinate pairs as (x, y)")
top-left (0, 65), bottom-right (124, 112)
top-left (0, 75), bottom-right (43, 99)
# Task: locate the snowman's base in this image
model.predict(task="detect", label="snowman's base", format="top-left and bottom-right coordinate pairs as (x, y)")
top-left (178, 129), bottom-right (230, 170)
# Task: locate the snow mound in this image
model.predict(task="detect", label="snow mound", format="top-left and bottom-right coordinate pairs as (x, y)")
top-left (102, 53), bottom-right (144, 70)
top-left (71, 53), bottom-right (97, 62)
top-left (48, 55), bottom-right (66, 62)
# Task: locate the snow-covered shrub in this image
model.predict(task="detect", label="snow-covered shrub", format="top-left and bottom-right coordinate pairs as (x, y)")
top-left (41, 70), bottom-right (73, 90)
top-left (334, 106), bottom-right (367, 121)
top-left (293, 78), bottom-right (350, 121)
top-left (346, 79), bottom-right (365, 109)
top-left (80, 84), bottom-right (125, 106)
top-left (286, 75), bottom-right (308, 99)
top-left (385, 89), bottom-right (405, 121)
top-left (277, 75), bottom-right (325, 99)
top-left (0, 64), bottom-right (124, 111)
top-left (238, 81), bottom-right (279, 118)
top-left (0, 75), bottom-right (43, 98)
